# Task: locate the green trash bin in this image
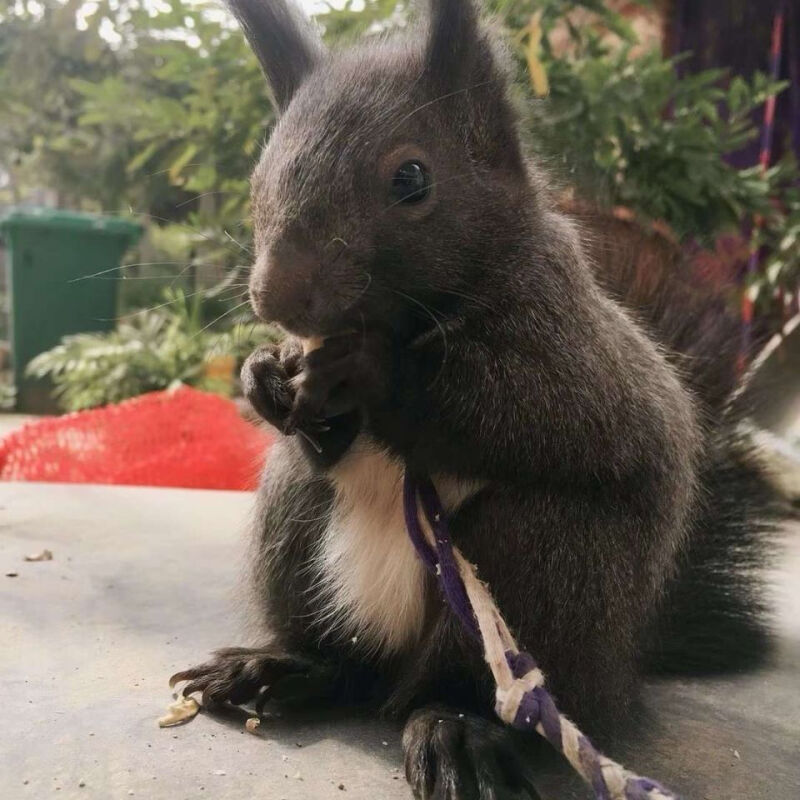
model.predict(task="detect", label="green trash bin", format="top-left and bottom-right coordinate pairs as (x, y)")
top-left (0, 207), bottom-right (143, 413)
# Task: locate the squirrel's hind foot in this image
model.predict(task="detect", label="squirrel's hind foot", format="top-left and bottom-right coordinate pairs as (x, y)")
top-left (403, 706), bottom-right (542, 800)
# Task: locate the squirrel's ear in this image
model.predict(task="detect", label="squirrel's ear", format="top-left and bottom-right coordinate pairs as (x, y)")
top-left (425, 0), bottom-right (523, 173)
top-left (227, 0), bottom-right (323, 111)
top-left (424, 0), bottom-right (481, 88)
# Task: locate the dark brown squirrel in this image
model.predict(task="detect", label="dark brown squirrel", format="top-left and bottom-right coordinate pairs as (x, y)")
top-left (171, 0), bottom-right (782, 797)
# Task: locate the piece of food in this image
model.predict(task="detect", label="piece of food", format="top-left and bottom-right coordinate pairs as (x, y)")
top-left (157, 696), bottom-right (200, 728)
top-left (301, 336), bottom-right (325, 355)
top-left (24, 549), bottom-right (53, 562)
top-left (245, 717), bottom-right (261, 734)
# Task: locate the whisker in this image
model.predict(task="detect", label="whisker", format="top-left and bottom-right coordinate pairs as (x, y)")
top-left (391, 289), bottom-right (448, 386)
top-left (94, 208), bottom-right (249, 260)
top-left (175, 190), bottom-right (233, 209)
top-left (96, 273), bottom-right (195, 281)
top-left (102, 283), bottom-right (247, 326)
top-left (324, 237), bottom-right (349, 252)
top-left (354, 271), bottom-right (373, 302)
top-left (386, 77), bottom-right (500, 136)
top-left (70, 261), bottom-right (206, 283)
top-left (432, 285), bottom-right (496, 313)
top-left (190, 299), bottom-right (252, 339)
top-left (169, 259), bottom-right (207, 288)
top-left (95, 288), bottom-right (211, 322)
top-left (144, 162), bottom-right (206, 178)
top-left (224, 229), bottom-right (253, 255)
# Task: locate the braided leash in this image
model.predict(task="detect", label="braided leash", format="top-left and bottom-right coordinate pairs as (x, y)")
top-left (402, 473), bottom-right (679, 800)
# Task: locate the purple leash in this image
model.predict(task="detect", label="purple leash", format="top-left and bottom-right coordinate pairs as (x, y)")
top-left (403, 472), bottom-right (679, 800)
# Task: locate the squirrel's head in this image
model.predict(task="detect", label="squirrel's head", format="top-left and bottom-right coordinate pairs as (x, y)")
top-left (233, 0), bottom-right (530, 337)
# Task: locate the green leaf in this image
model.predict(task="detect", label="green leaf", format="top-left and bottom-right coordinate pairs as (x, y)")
top-left (168, 142), bottom-right (200, 184)
top-left (127, 141), bottom-right (161, 174)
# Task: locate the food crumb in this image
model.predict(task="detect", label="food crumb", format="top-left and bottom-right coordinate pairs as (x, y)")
top-left (158, 696), bottom-right (200, 728)
top-left (213, 770), bottom-right (226, 776)
top-left (25, 549), bottom-right (53, 562)
top-left (245, 717), bottom-right (261, 734)
top-left (6, 572), bottom-right (19, 578)
top-left (281, 755), bottom-right (289, 762)
top-left (78, 780), bottom-right (86, 788)
top-left (338, 783), bottom-right (346, 791)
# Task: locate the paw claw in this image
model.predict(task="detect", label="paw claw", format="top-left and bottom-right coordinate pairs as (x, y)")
top-left (169, 669), bottom-right (199, 689)
top-left (254, 686), bottom-right (271, 716)
top-left (181, 680), bottom-right (205, 699)
top-left (295, 428), bottom-right (323, 455)
top-left (168, 647), bottom-right (319, 711)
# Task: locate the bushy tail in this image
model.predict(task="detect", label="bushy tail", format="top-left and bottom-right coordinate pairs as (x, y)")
top-left (647, 427), bottom-right (784, 673)
top-left (570, 205), bottom-right (788, 674)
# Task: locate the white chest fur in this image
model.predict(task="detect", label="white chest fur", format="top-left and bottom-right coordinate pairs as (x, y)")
top-left (311, 437), bottom-right (482, 655)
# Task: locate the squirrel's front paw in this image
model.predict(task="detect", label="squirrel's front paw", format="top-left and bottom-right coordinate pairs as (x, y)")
top-left (241, 338), bottom-right (333, 437)
top-left (241, 342), bottom-right (297, 430)
top-left (286, 331), bottom-right (391, 435)
top-left (169, 646), bottom-right (326, 712)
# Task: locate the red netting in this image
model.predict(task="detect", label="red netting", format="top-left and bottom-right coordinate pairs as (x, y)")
top-left (0, 387), bottom-right (272, 490)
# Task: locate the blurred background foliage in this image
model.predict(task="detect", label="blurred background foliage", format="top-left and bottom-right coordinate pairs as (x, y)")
top-left (26, 286), bottom-right (278, 409)
top-left (1, 0), bottom-right (798, 409)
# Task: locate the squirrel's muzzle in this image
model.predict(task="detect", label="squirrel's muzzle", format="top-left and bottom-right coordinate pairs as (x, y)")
top-left (249, 239), bottom-right (319, 331)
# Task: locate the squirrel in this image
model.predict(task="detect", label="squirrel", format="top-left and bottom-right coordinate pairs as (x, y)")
top-left (171, 0), bottom-right (784, 797)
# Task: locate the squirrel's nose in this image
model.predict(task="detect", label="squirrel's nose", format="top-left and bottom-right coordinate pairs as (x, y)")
top-left (249, 239), bottom-right (318, 326)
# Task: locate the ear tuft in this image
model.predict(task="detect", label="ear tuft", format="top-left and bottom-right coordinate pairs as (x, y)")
top-left (426, 3), bottom-right (524, 175)
top-left (227, 0), bottom-right (324, 111)
top-left (424, 0), bottom-right (481, 89)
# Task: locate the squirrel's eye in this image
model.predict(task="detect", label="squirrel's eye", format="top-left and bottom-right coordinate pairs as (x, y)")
top-left (390, 160), bottom-right (431, 205)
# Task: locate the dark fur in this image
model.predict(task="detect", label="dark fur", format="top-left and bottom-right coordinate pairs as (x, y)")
top-left (228, 0), bottom-right (323, 110)
top-left (172, 2), bottom-right (782, 797)
top-left (569, 209), bottom-right (782, 672)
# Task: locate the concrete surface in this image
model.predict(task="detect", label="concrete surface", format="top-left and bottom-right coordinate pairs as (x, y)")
top-left (0, 483), bottom-right (407, 800)
top-left (1, 482), bottom-right (799, 800)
